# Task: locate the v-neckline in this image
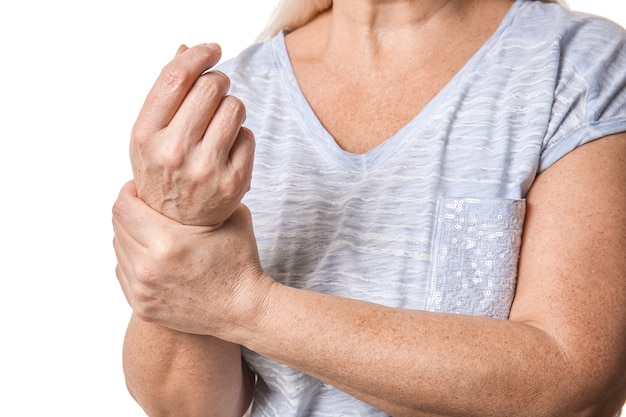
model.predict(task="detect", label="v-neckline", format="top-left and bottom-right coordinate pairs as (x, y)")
top-left (271, 1), bottom-right (522, 173)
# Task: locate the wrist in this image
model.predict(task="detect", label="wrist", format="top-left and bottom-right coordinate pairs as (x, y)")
top-left (229, 270), bottom-right (283, 346)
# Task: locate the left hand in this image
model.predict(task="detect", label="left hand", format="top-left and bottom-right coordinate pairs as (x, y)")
top-left (112, 180), bottom-right (273, 339)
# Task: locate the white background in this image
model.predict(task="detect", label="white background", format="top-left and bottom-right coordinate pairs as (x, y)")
top-left (0, 1), bottom-right (623, 416)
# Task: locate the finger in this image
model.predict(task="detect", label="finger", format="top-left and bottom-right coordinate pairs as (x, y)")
top-left (201, 95), bottom-right (247, 164)
top-left (113, 239), bottom-right (134, 307)
top-left (134, 43), bottom-right (223, 136)
top-left (112, 181), bottom-right (171, 249)
top-left (168, 70), bottom-right (231, 151)
top-left (175, 44), bottom-right (189, 57)
top-left (228, 127), bottom-right (256, 189)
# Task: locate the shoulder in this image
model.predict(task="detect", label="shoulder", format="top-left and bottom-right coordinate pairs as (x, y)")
top-left (508, 2), bottom-right (626, 68)
top-left (512, 1), bottom-right (626, 36)
top-left (481, 2), bottom-right (626, 103)
top-left (499, 2), bottom-right (626, 172)
top-left (216, 36), bottom-right (278, 84)
top-left (213, 34), bottom-right (290, 122)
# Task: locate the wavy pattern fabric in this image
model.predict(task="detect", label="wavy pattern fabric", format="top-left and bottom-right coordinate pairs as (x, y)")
top-left (217, 1), bottom-right (626, 415)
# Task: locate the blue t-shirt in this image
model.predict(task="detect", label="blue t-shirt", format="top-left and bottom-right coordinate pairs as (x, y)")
top-left (218, 1), bottom-right (626, 415)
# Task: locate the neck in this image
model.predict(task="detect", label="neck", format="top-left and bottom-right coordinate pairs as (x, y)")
top-left (287, 0), bottom-right (512, 67)
top-left (330, 0), bottom-right (463, 58)
top-left (333, 0), bottom-right (457, 30)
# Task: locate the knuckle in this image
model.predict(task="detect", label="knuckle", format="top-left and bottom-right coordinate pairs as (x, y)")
top-left (136, 263), bottom-right (158, 286)
top-left (130, 274), bottom-right (161, 322)
top-left (159, 65), bottom-right (189, 92)
top-left (239, 126), bottom-right (255, 142)
top-left (131, 123), bottom-right (153, 146)
top-left (114, 263), bottom-right (123, 280)
top-left (154, 146), bottom-right (184, 170)
top-left (190, 163), bottom-right (216, 184)
top-left (159, 155), bottom-right (182, 172)
top-left (220, 175), bottom-right (246, 202)
top-left (152, 238), bottom-right (180, 263)
top-left (222, 95), bottom-right (247, 123)
top-left (238, 127), bottom-right (257, 159)
top-left (209, 70), bottom-right (231, 90)
top-left (111, 197), bottom-right (129, 221)
top-left (197, 71), bottom-right (230, 100)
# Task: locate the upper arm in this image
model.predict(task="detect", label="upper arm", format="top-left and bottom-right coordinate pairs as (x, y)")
top-left (509, 133), bottom-right (626, 411)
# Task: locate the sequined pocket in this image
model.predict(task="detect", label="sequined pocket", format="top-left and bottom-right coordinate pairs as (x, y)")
top-left (426, 198), bottom-right (526, 319)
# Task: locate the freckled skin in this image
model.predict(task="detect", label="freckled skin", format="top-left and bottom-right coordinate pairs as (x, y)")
top-left (112, 0), bottom-right (626, 415)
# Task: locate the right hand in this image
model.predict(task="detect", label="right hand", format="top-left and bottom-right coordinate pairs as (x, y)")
top-left (129, 43), bottom-right (255, 228)
top-left (113, 181), bottom-right (270, 337)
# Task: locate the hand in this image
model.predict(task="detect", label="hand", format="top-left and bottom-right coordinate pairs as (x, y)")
top-left (112, 181), bottom-right (273, 339)
top-left (130, 43), bottom-right (255, 228)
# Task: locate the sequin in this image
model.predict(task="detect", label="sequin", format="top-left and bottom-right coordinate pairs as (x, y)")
top-left (426, 197), bottom-right (526, 319)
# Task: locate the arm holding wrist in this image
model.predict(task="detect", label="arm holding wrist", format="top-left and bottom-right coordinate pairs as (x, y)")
top-left (114, 133), bottom-right (626, 416)
top-left (237, 134), bottom-right (626, 417)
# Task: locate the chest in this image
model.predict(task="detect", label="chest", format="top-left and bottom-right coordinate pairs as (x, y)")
top-left (296, 63), bottom-right (464, 154)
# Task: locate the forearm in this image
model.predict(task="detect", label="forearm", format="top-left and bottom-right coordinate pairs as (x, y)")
top-left (229, 136), bottom-right (626, 417)
top-left (240, 284), bottom-right (597, 417)
top-left (123, 314), bottom-right (253, 417)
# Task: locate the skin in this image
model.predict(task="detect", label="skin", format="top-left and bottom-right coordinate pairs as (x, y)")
top-left (118, 43), bottom-right (256, 416)
top-left (112, 0), bottom-right (626, 416)
top-left (130, 43), bottom-right (255, 228)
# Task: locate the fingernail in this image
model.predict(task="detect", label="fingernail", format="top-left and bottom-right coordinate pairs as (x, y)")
top-left (175, 44), bottom-right (188, 56)
top-left (204, 43), bottom-right (221, 54)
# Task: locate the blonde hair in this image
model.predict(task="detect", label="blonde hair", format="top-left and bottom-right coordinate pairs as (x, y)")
top-left (257, 0), bottom-right (332, 41)
top-left (257, 0), bottom-right (567, 42)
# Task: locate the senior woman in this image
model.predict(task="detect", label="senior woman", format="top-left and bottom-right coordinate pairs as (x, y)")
top-left (112, 0), bottom-right (626, 416)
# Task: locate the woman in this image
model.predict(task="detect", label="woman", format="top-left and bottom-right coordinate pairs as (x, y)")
top-left (113, 0), bottom-right (626, 416)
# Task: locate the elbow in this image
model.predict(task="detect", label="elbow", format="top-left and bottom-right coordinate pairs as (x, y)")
top-left (123, 377), bottom-right (181, 417)
top-left (535, 359), bottom-right (626, 417)
top-left (123, 368), bottom-right (253, 417)
top-left (513, 320), bottom-right (626, 417)
top-left (122, 365), bottom-right (206, 417)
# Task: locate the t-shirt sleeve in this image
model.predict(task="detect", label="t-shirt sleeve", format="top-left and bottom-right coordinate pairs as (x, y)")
top-left (538, 16), bottom-right (626, 173)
